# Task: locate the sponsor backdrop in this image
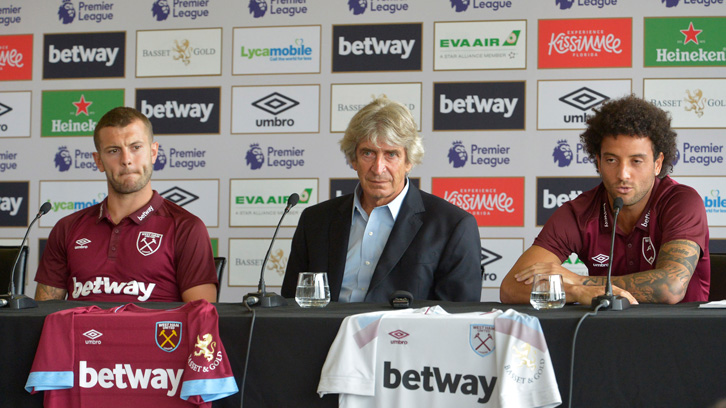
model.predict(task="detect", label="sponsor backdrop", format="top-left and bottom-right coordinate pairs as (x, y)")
top-left (1, 0), bottom-right (725, 303)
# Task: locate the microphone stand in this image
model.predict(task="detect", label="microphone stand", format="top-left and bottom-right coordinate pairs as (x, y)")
top-left (243, 193), bottom-right (299, 308)
top-left (1, 202), bottom-right (50, 309)
top-left (591, 197), bottom-right (630, 311)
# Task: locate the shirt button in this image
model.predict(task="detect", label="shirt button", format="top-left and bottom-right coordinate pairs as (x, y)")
top-left (365, 261), bottom-right (371, 266)
top-left (627, 243), bottom-right (632, 248)
top-left (111, 246), bottom-right (116, 251)
top-left (368, 232), bottom-right (373, 236)
top-left (114, 229), bottom-right (120, 234)
top-left (629, 261), bottom-right (634, 266)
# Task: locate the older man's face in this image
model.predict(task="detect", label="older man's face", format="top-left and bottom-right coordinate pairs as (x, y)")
top-left (352, 139), bottom-right (412, 212)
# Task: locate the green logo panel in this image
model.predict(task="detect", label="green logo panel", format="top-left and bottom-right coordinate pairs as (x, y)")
top-left (645, 17), bottom-right (726, 67)
top-left (41, 89), bottom-right (125, 136)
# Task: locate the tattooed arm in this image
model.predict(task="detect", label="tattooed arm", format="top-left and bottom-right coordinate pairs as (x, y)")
top-left (581, 239), bottom-right (700, 304)
top-left (34, 283), bottom-right (68, 301)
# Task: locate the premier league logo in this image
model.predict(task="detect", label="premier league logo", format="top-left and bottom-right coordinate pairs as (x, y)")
top-left (151, 0), bottom-right (170, 21)
top-left (58, 0), bottom-right (76, 24)
top-left (249, 0), bottom-right (267, 17)
top-left (449, 0), bottom-right (469, 12)
top-left (672, 149), bottom-right (680, 167)
top-left (662, 0), bottom-right (679, 7)
top-left (154, 146), bottom-right (167, 171)
top-left (553, 140), bottom-right (573, 168)
top-left (348, 0), bottom-right (367, 14)
top-left (448, 141), bottom-right (467, 168)
top-left (156, 321), bottom-right (181, 352)
top-left (469, 324), bottom-right (494, 357)
top-left (54, 146), bottom-right (72, 172)
top-left (246, 143), bottom-right (264, 170)
top-left (137, 231), bottom-right (163, 256)
top-left (555, 0), bottom-right (574, 9)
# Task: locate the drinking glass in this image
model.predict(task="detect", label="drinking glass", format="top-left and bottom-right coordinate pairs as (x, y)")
top-left (295, 272), bottom-right (330, 308)
top-left (530, 274), bottom-right (566, 310)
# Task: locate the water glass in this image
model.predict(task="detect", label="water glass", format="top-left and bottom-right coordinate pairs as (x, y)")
top-left (295, 272), bottom-right (330, 308)
top-left (530, 274), bottom-right (566, 310)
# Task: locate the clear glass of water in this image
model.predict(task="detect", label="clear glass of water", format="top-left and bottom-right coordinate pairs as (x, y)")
top-left (295, 272), bottom-right (330, 308)
top-left (530, 274), bottom-right (566, 310)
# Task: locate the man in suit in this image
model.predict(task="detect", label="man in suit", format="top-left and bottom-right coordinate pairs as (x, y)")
top-left (281, 97), bottom-right (482, 302)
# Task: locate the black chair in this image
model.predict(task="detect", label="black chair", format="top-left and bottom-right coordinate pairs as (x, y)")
top-left (213, 257), bottom-right (226, 302)
top-left (709, 253), bottom-right (726, 301)
top-left (0, 246), bottom-right (28, 296)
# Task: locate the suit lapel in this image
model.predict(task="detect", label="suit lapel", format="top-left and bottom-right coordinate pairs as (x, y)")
top-left (366, 186), bottom-right (424, 297)
top-left (327, 195), bottom-right (353, 301)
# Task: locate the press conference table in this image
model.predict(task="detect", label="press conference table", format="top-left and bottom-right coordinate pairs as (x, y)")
top-left (2, 300), bottom-right (725, 408)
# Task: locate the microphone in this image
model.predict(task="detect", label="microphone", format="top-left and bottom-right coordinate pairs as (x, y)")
top-left (243, 193), bottom-right (299, 308)
top-left (1, 201), bottom-right (51, 310)
top-left (389, 290), bottom-right (413, 309)
top-left (591, 197), bottom-right (630, 311)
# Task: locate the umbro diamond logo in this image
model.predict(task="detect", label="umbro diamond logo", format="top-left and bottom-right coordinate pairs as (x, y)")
top-left (83, 329), bottom-right (103, 340)
top-left (252, 92), bottom-right (299, 116)
top-left (592, 253), bottom-right (610, 265)
top-left (559, 87), bottom-right (609, 111)
top-left (75, 238), bottom-right (91, 249)
top-left (389, 330), bottom-right (409, 340)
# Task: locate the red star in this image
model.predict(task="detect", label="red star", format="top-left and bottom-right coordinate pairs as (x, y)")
top-left (72, 95), bottom-right (92, 116)
top-left (680, 22), bottom-right (702, 45)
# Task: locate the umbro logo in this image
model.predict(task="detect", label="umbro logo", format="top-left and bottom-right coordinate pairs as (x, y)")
top-left (75, 238), bottom-right (91, 249)
top-left (160, 186), bottom-right (199, 207)
top-left (559, 87), bottom-right (609, 111)
top-left (83, 329), bottom-right (103, 345)
top-left (591, 253), bottom-right (610, 266)
top-left (389, 330), bottom-right (409, 340)
top-left (252, 92), bottom-right (299, 116)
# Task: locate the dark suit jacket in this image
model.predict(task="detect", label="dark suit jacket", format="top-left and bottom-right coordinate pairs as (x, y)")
top-left (281, 185), bottom-right (482, 302)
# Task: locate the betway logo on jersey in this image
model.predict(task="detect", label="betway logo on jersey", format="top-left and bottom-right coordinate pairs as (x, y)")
top-left (384, 361), bottom-right (497, 404)
top-left (150, 0), bottom-right (210, 21)
top-left (0, 34), bottom-right (33, 81)
top-left (644, 79), bottom-right (726, 129)
top-left (0, 91), bottom-right (31, 137)
top-left (331, 83), bottom-right (422, 132)
top-left (432, 177), bottom-right (524, 227)
top-left (536, 177), bottom-right (600, 226)
top-left (433, 82), bottom-right (524, 131)
top-left (55, 0), bottom-right (115, 24)
top-left (53, 145), bottom-right (98, 172)
top-left (137, 28), bottom-right (221, 77)
top-left (136, 87), bottom-right (220, 135)
top-left (0, 181), bottom-right (28, 227)
top-left (538, 18), bottom-right (632, 68)
top-left (233, 26), bottom-right (320, 75)
top-left (332, 23), bottom-right (422, 72)
top-left (230, 178), bottom-right (318, 227)
top-left (72, 276), bottom-right (156, 301)
top-left (447, 141), bottom-right (512, 169)
top-left (434, 20), bottom-right (526, 71)
top-left (645, 17), bottom-right (726, 67)
top-left (537, 80), bottom-right (631, 130)
top-left (79, 361), bottom-right (182, 397)
top-left (43, 32), bottom-right (125, 79)
top-left (41, 89), bottom-right (124, 137)
top-left (231, 85), bottom-right (320, 134)
top-left (446, 0), bottom-right (514, 12)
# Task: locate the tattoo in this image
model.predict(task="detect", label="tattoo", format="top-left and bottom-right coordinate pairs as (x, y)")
top-left (612, 239), bottom-right (700, 303)
top-left (581, 276), bottom-right (606, 286)
top-left (35, 284), bottom-right (67, 301)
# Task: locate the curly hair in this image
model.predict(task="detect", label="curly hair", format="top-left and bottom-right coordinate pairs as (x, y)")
top-left (580, 94), bottom-right (677, 178)
top-left (339, 97), bottom-right (424, 169)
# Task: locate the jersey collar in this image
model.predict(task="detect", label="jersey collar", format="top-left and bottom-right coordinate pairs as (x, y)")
top-left (97, 191), bottom-right (165, 225)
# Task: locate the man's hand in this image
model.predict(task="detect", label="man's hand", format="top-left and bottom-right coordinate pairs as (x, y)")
top-left (34, 283), bottom-right (67, 301)
top-left (568, 283), bottom-right (639, 306)
top-left (514, 262), bottom-right (585, 286)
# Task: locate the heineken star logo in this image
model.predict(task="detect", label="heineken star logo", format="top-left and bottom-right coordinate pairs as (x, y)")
top-left (73, 95), bottom-right (92, 116)
top-left (680, 22), bottom-right (702, 45)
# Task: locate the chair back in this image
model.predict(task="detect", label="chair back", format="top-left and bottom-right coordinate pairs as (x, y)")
top-left (709, 253), bottom-right (726, 301)
top-left (214, 257), bottom-right (226, 302)
top-left (0, 246), bottom-right (28, 296)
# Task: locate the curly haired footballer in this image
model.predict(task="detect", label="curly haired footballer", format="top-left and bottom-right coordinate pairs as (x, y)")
top-left (580, 94), bottom-right (678, 179)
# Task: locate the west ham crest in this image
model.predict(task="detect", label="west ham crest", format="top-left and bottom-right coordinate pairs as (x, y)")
top-left (137, 231), bottom-right (163, 256)
top-left (470, 324), bottom-right (495, 357)
top-left (156, 321), bottom-right (182, 352)
top-left (642, 237), bottom-right (656, 265)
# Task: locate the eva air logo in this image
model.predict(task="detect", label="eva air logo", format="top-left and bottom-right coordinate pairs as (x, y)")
top-left (41, 89), bottom-right (124, 137)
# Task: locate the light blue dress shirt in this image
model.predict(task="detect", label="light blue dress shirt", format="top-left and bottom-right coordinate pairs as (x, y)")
top-left (339, 179), bottom-right (410, 302)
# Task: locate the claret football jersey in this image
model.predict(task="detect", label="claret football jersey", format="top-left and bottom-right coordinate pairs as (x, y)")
top-left (25, 300), bottom-right (238, 408)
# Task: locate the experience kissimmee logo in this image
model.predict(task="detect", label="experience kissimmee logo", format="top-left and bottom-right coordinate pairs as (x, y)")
top-left (0, 34), bottom-right (33, 81)
top-left (538, 18), bottom-right (632, 68)
top-left (432, 177), bottom-right (524, 227)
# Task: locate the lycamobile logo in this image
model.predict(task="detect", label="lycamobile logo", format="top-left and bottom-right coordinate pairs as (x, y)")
top-left (240, 39), bottom-right (312, 60)
top-left (48, 197), bottom-right (105, 212)
top-left (42, 89), bottom-right (124, 137)
top-left (236, 188), bottom-right (313, 205)
top-left (645, 17), bottom-right (726, 67)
